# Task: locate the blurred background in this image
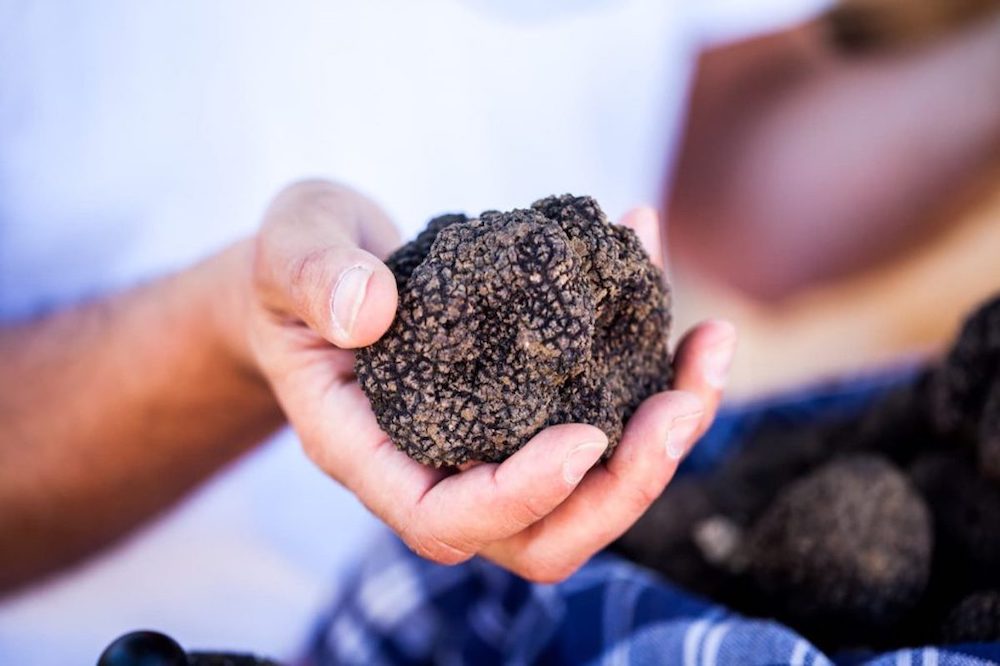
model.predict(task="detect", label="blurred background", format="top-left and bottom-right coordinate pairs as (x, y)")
top-left (0, 0), bottom-right (998, 663)
top-left (669, 0), bottom-right (1000, 396)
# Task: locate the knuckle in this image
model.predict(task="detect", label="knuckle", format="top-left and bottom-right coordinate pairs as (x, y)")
top-left (622, 480), bottom-right (663, 516)
top-left (507, 494), bottom-right (551, 527)
top-left (300, 437), bottom-right (335, 478)
top-left (265, 180), bottom-right (355, 236)
top-left (519, 559), bottom-right (579, 585)
top-left (502, 547), bottom-right (580, 584)
top-left (278, 178), bottom-right (340, 204)
top-left (402, 528), bottom-right (472, 566)
top-left (607, 465), bottom-right (664, 515)
top-left (282, 179), bottom-right (358, 224)
top-left (287, 246), bottom-right (331, 292)
top-left (490, 469), bottom-right (555, 528)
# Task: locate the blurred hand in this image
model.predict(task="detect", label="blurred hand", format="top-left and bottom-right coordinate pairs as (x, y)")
top-left (249, 182), bottom-right (737, 583)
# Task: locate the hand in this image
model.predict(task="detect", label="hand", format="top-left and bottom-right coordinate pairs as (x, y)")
top-left (249, 181), bottom-right (737, 582)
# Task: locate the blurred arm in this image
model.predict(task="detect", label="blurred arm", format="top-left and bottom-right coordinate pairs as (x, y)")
top-left (0, 242), bottom-right (283, 594)
top-left (667, 12), bottom-right (1000, 300)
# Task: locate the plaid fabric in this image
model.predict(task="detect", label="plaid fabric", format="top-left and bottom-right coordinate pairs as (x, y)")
top-left (304, 370), bottom-right (1000, 665)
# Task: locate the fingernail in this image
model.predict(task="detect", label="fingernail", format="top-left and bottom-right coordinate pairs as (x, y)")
top-left (702, 328), bottom-right (737, 390)
top-left (666, 411), bottom-right (704, 460)
top-left (562, 441), bottom-right (608, 485)
top-left (331, 265), bottom-right (372, 340)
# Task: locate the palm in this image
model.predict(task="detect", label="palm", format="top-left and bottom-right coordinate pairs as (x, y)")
top-left (251, 181), bottom-right (735, 581)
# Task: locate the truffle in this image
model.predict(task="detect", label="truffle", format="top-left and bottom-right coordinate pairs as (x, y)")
top-left (614, 292), bottom-right (1000, 650)
top-left (909, 453), bottom-right (1000, 597)
top-left (941, 591), bottom-right (1000, 645)
top-left (980, 388), bottom-right (1000, 481)
top-left (929, 294), bottom-right (1000, 477)
top-left (613, 403), bottom-right (851, 607)
top-left (614, 478), bottom-right (733, 599)
top-left (840, 371), bottom-right (940, 465)
top-left (356, 195), bottom-right (672, 467)
top-left (707, 420), bottom-right (838, 525)
top-left (744, 455), bottom-right (932, 641)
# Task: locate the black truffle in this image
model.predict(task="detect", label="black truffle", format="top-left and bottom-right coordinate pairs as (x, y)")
top-left (929, 294), bottom-right (1000, 478)
top-left (613, 293), bottom-right (1000, 650)
top-left (744, 455), bottom-right (932, 641)
top-left (614, 478), bottom-right (737, 600)
top-left (980, 387), bottom-right (1000, 481)
top-left (840, 371), bottom-right (940, 465)
top-left (941, 591), bottom-right (1000, 645)
top-left (909, 453), bottom-right (1000, 596)
top-left (356, 195), bottom-right (672, 467)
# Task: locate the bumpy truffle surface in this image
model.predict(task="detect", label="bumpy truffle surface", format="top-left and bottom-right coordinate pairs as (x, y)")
top-left (614, 478), bottom-right (729, 598)
top-left (930, 294), bottom-right (1000, 472)
top-left (745, 455), bottom-right (932, 636)
top-left (356, 195), bottom-right (672, 467)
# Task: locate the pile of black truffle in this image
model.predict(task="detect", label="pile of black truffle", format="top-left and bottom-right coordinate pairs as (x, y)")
top-left (616, 294), bottom-right (1000, 652)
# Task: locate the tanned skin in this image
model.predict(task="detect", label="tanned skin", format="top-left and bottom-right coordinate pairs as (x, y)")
top-left (0, 181), bottom-right (735, 594)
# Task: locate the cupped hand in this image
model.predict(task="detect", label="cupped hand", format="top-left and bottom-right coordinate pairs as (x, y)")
top-left (249, 182), bottom-right (737, 583)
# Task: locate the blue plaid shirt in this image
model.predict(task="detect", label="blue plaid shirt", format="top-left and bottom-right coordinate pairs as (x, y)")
top-left (305, 372), bottom-right (1000, 666)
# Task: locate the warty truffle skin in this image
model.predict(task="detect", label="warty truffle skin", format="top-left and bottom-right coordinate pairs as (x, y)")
top-left (744, 455), bottom-right (932, 641)
top-left (355, 195), bottom-right (672, 467)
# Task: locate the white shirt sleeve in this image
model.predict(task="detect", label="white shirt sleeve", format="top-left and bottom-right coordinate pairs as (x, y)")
top-left (688, 0), bottom-right (836, 46)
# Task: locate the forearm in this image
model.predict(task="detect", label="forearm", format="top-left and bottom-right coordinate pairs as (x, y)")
top-left (0, 241), bottom-right (284, 593)
top-left (668, 14), bottom-right (1000, 299)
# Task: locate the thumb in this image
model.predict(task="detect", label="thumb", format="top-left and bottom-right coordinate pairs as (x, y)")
top-left (255, 180), bottom-right (399, 348)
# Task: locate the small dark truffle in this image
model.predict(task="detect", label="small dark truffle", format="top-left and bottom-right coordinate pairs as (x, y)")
top-left (909, 453), bottom-right (1000, 596)
top-left (744, 455), bottom-right (932, 641)
top-left (941, 591), bottom-right (1000, 645)
top-left (980, 387), bottom-right (1000, 480)
top-left (929, 294), bottom-right (1000, 477)
top-left (356, 195), bottom-right (672, 467)
top-left (614, 478), bottom-right (732, 599)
